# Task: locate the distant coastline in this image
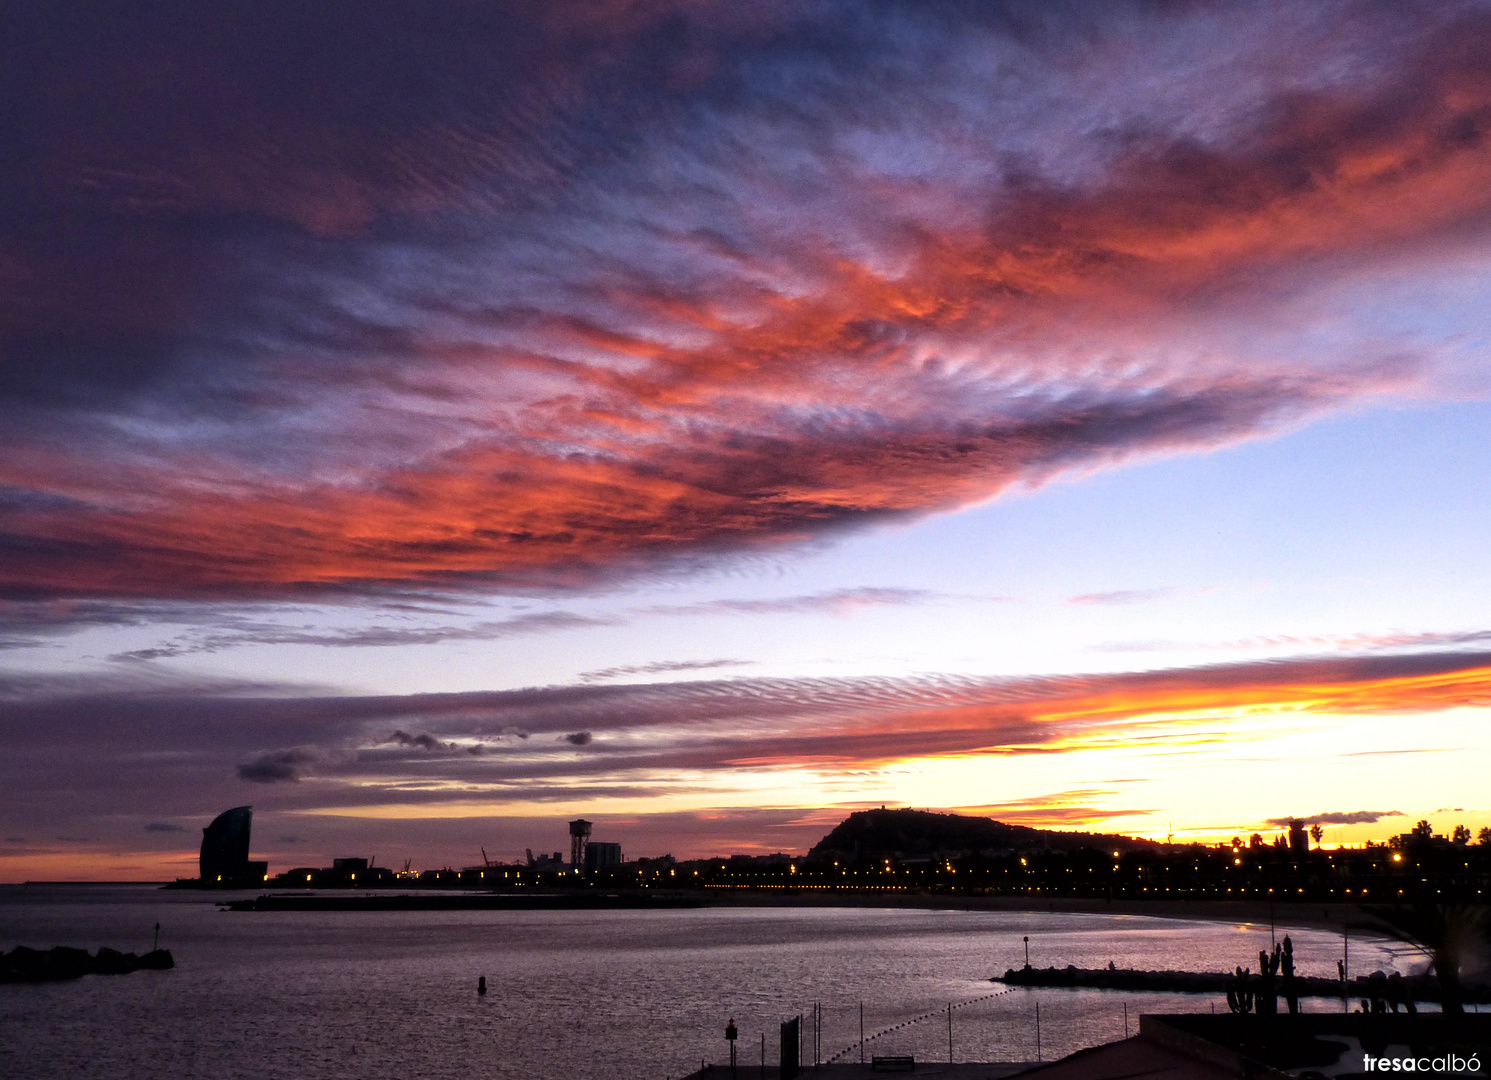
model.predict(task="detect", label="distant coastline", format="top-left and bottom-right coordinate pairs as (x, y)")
top-left (10, 879), bottom-right (1363, 933)
top-left (190, 884), bottom-right (1365, 934)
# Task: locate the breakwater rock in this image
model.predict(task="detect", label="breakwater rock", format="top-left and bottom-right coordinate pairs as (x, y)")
top-left (1000, 964), bottom-right (1237, 993)
top-left (1, 946), bottom-right (174, 983)
top-left (995, 965), bottom-right (1491, 1005)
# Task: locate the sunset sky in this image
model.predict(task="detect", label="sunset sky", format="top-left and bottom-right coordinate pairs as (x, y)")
top-left (3, 0), bottom-right (1490, 881)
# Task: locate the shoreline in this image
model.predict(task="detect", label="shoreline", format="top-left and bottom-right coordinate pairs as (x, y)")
top-left (690, 891), bottom-right (1364, 931)
top-left (8, 881), bottom-right (1373, 934)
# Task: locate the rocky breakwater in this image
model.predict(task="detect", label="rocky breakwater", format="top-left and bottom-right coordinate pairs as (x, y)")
top-left (1, 945), bottom-right (174, 983)
top-left (999, 964), bottom-right (1238, 994)
top-left (996, 964), bottom-right (1491, 1006)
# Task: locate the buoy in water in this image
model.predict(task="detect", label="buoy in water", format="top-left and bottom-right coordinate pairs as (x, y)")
top-left (477, 976), bottom-right (487, 995)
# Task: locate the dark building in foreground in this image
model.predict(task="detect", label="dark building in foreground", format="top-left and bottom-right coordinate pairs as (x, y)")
top-left (585, 842), bottom-right (622, 875)
top-left (273, 859), bottom-right (393, 887)
top-left (199, 806), bottom-right (265, 885)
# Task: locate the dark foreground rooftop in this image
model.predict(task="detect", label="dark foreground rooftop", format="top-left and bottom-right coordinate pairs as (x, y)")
top-left (678, 1064), bottom-right (1033, 1079)
top-left (678, 1014), bottom-right (1491, 1080)
top-left (1134, 1013), bottom-right (1491, 1078)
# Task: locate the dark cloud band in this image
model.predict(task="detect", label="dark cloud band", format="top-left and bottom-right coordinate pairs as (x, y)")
top-left (3, 645), bottom-right (1488, 818)
top-left (2, 2), bottom-right (1484, 601)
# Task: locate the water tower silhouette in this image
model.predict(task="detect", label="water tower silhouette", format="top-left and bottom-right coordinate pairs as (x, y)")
top-left (569, 819), bottom-right (592, 872)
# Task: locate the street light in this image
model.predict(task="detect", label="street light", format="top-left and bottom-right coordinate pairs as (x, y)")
top-left (1023, 935), bottom-right (1030, 968)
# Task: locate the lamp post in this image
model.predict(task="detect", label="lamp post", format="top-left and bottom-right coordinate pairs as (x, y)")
top-left (1023, 935), bottom-right (1030, 968)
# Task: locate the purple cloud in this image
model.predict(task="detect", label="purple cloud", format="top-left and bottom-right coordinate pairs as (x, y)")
top-left (1, 2), bottom-right (1477, 604)
top-left (579, 659), bottom-right (752, 683)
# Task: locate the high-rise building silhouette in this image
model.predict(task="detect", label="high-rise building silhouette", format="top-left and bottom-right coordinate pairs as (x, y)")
top-left (200, 806), bottom-right (254, 884)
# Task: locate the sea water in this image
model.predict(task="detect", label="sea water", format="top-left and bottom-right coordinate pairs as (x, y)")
top-left (0, 885), bottom-right (1412, 1080)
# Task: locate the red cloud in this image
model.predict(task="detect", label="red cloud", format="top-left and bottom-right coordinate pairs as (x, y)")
top-left (3, 3), bottom-right (1490, 601)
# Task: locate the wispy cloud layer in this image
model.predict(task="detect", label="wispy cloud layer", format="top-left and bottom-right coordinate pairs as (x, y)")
top-left (1103, 628), bottom-right (1491, 656)
top-left (4, 647), bottom-right (1489, 832)
top-left (0, 583), bottom-right (959, 660)
top-left (1068, 588), bottom-right (1194, 607)
top-left (3, 1), bottom-right (1485, 602)
top-left (641, 588), bottom-right (953, 619)
top-left (579, 659), bottom-right (752, 683)
top-left (107, 610), bottom-right (618, 662)
top-left (0, 583), bottom-right (960, 656)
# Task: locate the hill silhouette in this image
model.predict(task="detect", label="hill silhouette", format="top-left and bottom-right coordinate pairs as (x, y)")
top-left (807, 808), bottom-right (1161, 862)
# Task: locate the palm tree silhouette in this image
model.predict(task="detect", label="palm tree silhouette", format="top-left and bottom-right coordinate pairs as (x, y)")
top-left (1359, 904), bottom-right (1488, 1016)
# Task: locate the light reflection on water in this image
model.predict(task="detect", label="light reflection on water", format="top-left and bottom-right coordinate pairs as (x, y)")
top-left (0, 886), bottom-right (1411, 1080)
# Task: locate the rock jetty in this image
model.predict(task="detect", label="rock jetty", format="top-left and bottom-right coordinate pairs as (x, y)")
top-left (995, 965), bottom-right (1491, 1005)
top-left (1, 946), bottom-right (174, 983)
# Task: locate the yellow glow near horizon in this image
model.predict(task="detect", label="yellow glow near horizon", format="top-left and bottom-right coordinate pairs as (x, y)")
top-left (283, 703), bottom-right (1491, 851)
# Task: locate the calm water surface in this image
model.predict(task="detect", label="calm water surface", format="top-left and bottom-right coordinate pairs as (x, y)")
top-left (1, 886), bottom-right (1412, 1079)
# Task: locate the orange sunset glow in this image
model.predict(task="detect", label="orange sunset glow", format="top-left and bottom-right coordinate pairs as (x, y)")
top-left (2, 0), bottom-right (1490, 880)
